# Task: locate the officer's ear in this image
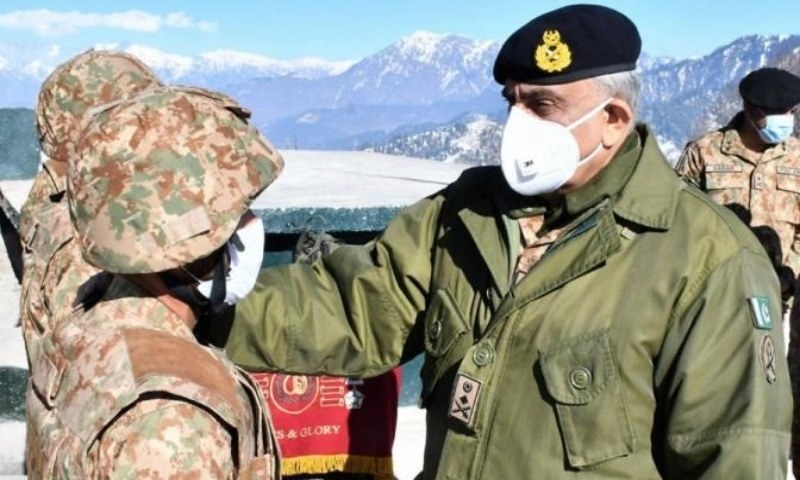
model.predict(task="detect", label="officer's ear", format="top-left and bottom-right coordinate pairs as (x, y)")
top-left (601, 99), bottom-right (633, 148)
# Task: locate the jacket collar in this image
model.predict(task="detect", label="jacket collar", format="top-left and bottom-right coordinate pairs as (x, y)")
top-left (457, 125), bottom-right (680, 294)
top-left (610, 124), bottom-right (681, 231)
top-left (550, 124), bottom-right (680, 232)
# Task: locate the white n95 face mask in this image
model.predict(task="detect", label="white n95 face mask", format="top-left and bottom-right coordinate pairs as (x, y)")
top-left (197, 212), bottom-right (265, 306)
top-left (500, 98), bottom-right (611, 196)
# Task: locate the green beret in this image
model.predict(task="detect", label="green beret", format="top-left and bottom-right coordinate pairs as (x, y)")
top-left (739, 68), bottom-right (800, 111)
top-left (493, 4), bottom-right (641, 85)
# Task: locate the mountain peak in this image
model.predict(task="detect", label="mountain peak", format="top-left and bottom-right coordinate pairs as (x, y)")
top-left (396, 31), bottom-right (451, 62)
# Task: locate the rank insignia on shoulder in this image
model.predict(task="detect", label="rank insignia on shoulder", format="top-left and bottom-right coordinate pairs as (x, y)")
top-left (748, 296), bottom-right (773, 330)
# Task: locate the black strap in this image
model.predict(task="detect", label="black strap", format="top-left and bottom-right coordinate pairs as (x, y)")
top-left (0, 188), bottom-right (22, 284)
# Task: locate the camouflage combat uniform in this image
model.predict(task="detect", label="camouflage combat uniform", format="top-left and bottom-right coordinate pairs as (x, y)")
top-left (19, 49), bottom-right (162, 368)
top-left (677, 111), bottom-right (800, 473)
top-left (26, 88), bottom-right (283, 478)
top-left (677, 111), bottom-right (800, 277)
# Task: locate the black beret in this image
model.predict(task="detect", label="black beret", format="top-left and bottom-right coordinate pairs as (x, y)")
top-left (493, 4), bottom-right (641, 85)
top-left (739, 68), bottom-right (800, 111)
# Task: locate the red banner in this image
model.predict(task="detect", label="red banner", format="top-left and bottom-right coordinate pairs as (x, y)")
top-left (251, 368), bottom-right (402, 478)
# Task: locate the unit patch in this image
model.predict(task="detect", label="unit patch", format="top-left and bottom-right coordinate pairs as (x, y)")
top-left (448, 374), bottom-right (482, 428)
top-left (759, 334), bottom-right (777, 384)
top-left (747, 296), bottom-right (773, 330)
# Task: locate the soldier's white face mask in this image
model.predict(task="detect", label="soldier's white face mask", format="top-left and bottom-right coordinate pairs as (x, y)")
top-left (500, 98), bottom-right (611, 196)
top-left (197, 212), bottom-right (264, 306)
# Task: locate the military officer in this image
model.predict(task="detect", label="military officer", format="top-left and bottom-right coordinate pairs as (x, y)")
top-left (26, 88), bottom-right (282, 478)
top-left (226, 5), bottom-right (791, 478)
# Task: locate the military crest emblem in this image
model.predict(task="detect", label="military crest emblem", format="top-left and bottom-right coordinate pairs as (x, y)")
top-left (534, 30), bottom-right (572, 73)
top-left (270, 374), bottom-right (320, 414)
top-left (759, 334), bottom-right (777, 384)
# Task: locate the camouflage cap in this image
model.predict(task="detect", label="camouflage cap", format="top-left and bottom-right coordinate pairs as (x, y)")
top-left (170, 85), bottom-right (253, 121)
top-left (36, 49), bottom-right (163, 163)
top-left (69, 88), bottom-right (284, 274)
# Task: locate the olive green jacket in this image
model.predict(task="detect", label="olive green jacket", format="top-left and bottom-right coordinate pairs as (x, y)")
top-left (227, 126), bottom-right (791, 479)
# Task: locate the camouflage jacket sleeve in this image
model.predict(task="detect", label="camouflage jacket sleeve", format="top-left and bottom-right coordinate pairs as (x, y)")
top-left (675, 142), bottom-right (704, 188)
top-left (655, 247), bottom-right (791, 478)
top-left (226, 196), bottom-right (441, 378)
top-left (91, 398), bottom-right (236, 478)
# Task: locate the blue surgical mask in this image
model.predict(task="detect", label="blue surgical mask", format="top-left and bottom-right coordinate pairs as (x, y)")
top-left (752, 113), bottom-right (795, 144)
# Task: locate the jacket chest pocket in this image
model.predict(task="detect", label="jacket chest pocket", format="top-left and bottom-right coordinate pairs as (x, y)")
top-left (420, 289), bottom-right (471, 407)
top-left (704, 163), bottom-right (746, 205)
top-left (538, 330), bottom-right (635, 469)
top-left (775, 168), bottom-right (800, 224)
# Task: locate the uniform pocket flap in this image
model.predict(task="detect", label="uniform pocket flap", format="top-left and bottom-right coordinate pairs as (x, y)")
top-left (777, 168), bottom-right (800, 194)
top-left (539, 330), bottom-right (615, 405)
top-left (704, 164), bottom-right (744, 190)
top-left (424, 289), bottom-right (468, 358)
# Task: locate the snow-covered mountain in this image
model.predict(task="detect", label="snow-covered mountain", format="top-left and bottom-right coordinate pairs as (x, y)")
top-left (363, 33), bottom-right (800, 166)
top-left (227, 31), bottom-right (500, 125)
top-left (639, 34), bottom-right (800, 148)
top-left (0, 42), bottom-right (354, 107)
top-left (335, 31), bottom-right (498, 105)
top-left (1, 32), bottom-right (800, 167)
top-left (124, 44), bottom-right (354, 84)
top-left (363, 113), bottom-right (502, 165)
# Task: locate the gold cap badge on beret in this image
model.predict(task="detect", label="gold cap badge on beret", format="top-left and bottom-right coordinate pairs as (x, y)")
top-left (494, 5), bottom-right (640, 85)
top-left (534, 30), bottom-right (572, 73)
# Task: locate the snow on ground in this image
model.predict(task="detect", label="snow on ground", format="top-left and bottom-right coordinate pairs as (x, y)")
top-left (252, 150), bottom-right (469, 209)
top-left (0, 421), bottom-right (25, 475)
top-left (393, 406), bottom-right (426, 479)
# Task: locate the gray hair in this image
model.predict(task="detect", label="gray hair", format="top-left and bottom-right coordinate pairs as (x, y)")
top-left (592, 70), bottom-right (640, 129)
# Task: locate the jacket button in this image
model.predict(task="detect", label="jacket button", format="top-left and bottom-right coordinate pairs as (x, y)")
top-left (472, 345), bottom-right (494, 367)
top-left (429, 319), bottom-right (442, 341)
top-left (569, 367), bottom-right (592, 390)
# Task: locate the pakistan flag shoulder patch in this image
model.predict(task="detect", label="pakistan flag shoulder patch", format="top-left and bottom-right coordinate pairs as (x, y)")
top-left (748, 296), bottom-right (773, 330)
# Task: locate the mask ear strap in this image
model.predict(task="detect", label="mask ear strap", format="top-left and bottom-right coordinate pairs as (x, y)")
top-left (230, 231), bottom-right (244, 252)
top-left (207, 253), bottom-right (228, 313)
top-left (567, 98), bottom-right (613, 131)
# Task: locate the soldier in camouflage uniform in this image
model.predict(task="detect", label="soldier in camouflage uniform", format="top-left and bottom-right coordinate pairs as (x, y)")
top-left (19, 50), bottom-right (164, 476)
top-left (677, 67), bottom-right (800, 300)
top-left (676, 67), bottom-right (800, 475)
top-left (19, 49), bottom-right (163, 369)
top-left (25, 87), bottom-right (283, 478)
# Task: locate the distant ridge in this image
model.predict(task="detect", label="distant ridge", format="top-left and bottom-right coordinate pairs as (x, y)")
top-left (1, 33), bottom-right (799, 165)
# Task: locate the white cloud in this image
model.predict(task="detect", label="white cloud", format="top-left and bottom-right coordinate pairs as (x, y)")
top-left (0, 9), bottom-right (218, 36)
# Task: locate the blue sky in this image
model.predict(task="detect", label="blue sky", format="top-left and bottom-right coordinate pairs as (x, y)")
top-left (0, 1), bottom-right (798, 61)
